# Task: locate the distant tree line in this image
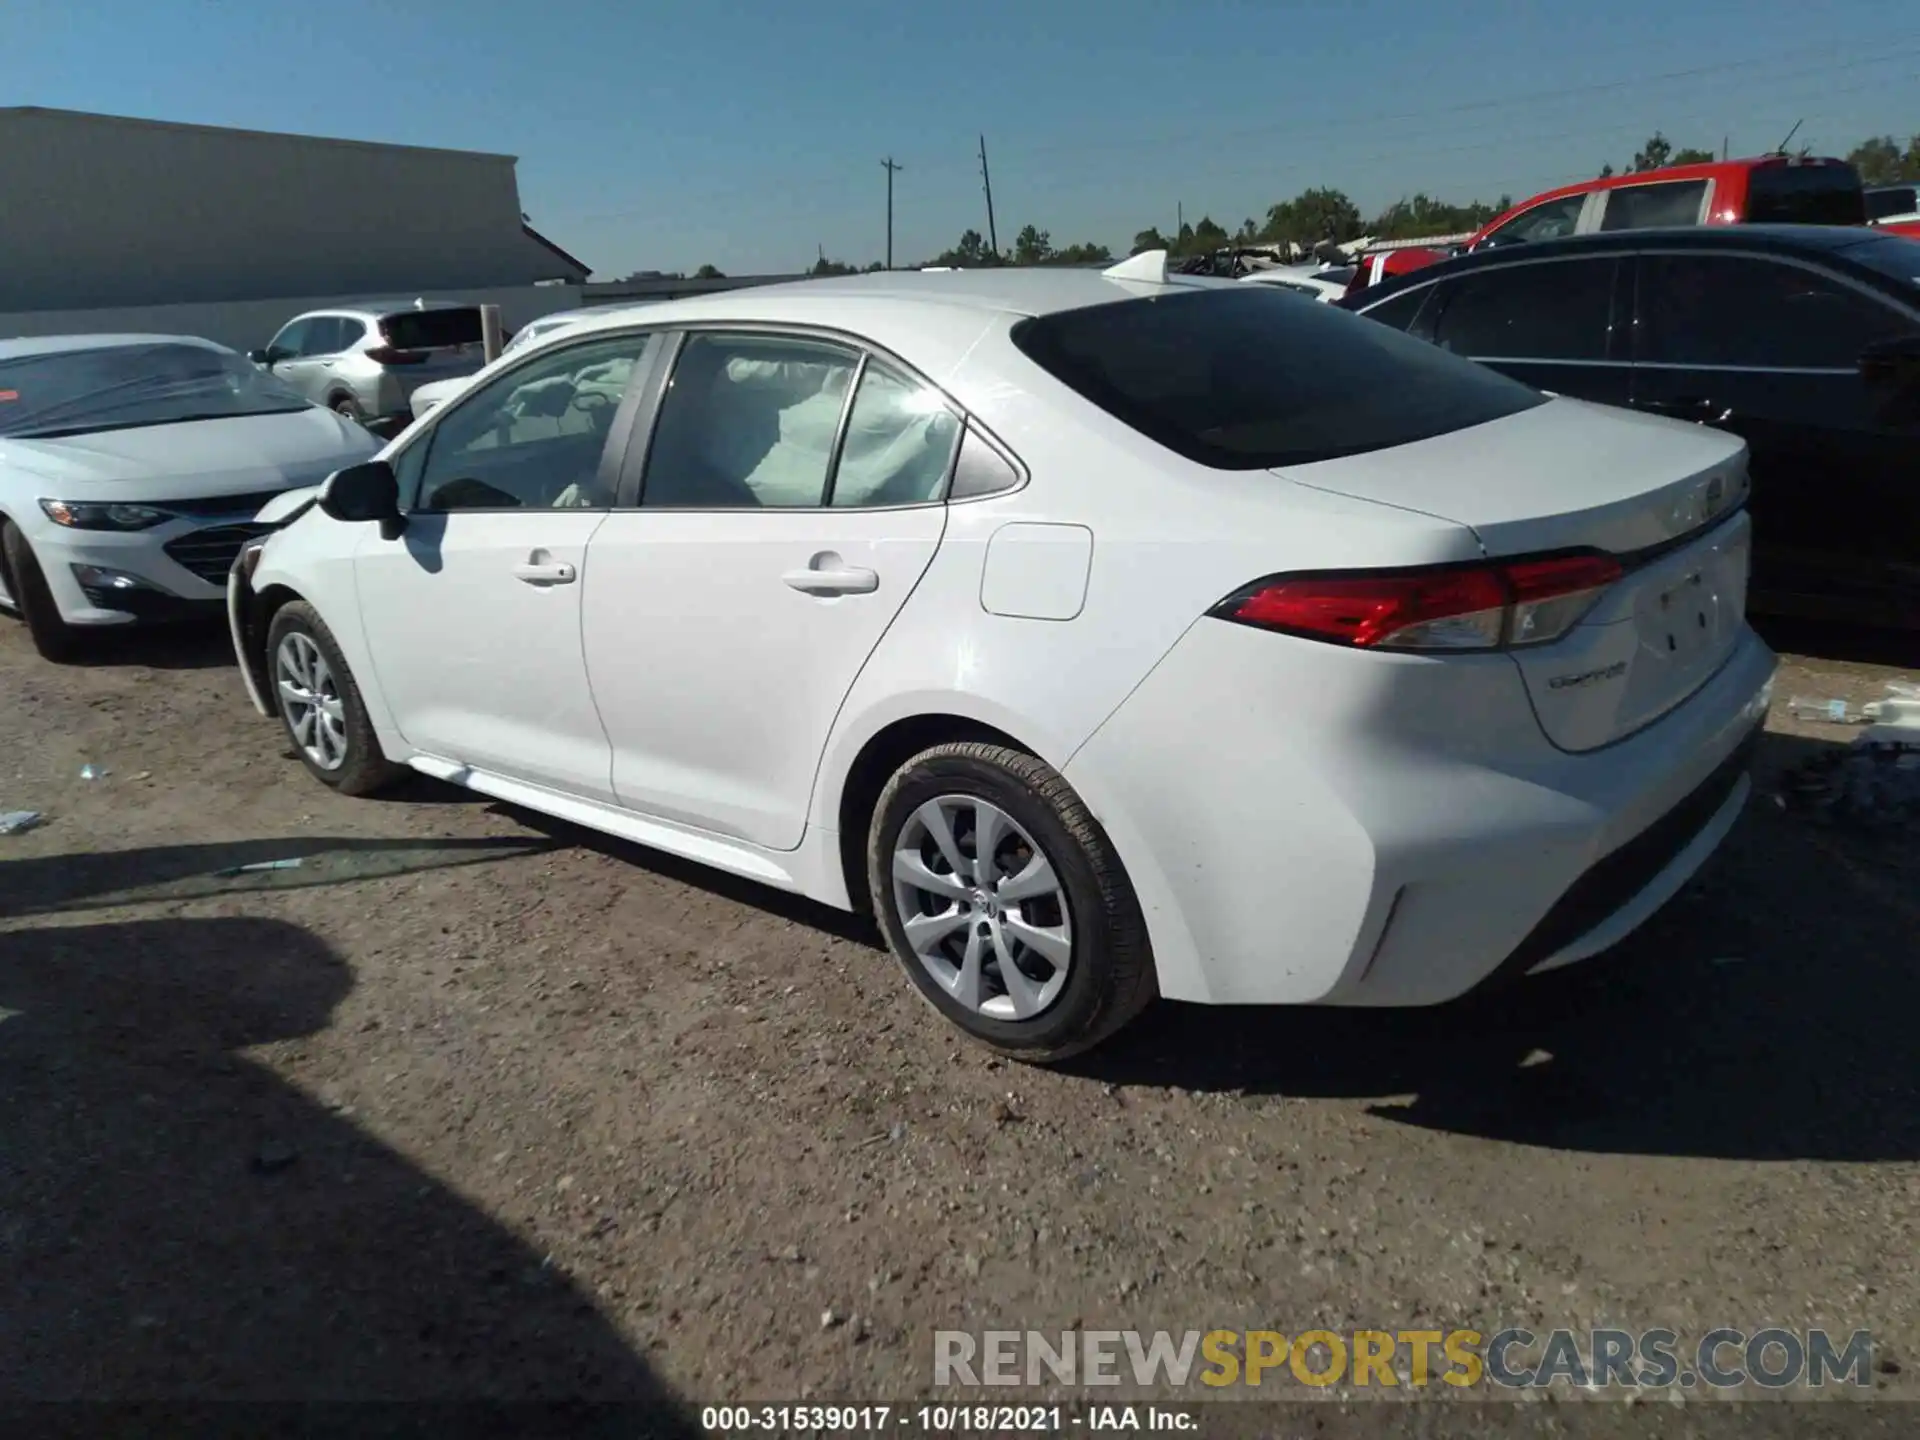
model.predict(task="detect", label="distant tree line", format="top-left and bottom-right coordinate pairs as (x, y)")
top-left (659, 128), bottom-right (1920, 278)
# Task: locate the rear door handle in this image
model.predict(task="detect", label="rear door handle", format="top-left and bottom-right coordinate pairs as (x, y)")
top-left (782, 565), bottom-right (878, 596)
top-left (513, 559), bottom-right (577, 585)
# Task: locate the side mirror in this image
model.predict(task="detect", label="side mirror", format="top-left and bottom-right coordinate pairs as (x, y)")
top-left (248, 348), bottom-right (274, 364)
top-left (318, 460), bottom-right (403, 537)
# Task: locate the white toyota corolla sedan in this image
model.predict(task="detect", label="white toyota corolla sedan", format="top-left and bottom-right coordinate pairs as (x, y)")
top-left (227, 253), bottom-right (1776, 1060)
top-left (0, 334), bottom-right (379, 660)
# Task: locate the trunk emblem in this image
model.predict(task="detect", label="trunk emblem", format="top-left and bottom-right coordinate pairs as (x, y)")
top-left (1548, 659), bottom-right (1628, 691)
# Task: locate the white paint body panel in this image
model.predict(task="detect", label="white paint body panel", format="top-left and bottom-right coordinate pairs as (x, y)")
top-left (237, 268), bottom-right (1778, 1017)
top-left (352, 511), bottom-right (614, 800)
top-left (980, 522), bottom-right (1093, 620)
top-left (580, 506), bottom-right (946, 850)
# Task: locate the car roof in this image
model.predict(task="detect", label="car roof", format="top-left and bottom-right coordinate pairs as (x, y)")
top-left (0, 332), bottom-right (224, 361)
top-left (558, 266), bottom-right (1237, 332)
top-left (293, 299), bottom-right (479, 320)
top-left (1350, 224), bottom-right (1904, 305)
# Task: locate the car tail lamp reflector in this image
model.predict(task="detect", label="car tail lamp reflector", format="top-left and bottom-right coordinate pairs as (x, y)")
top-left (1211, 553), bottom-right (1623, 652)
top-left (365, 345), bottom-right (429, 365)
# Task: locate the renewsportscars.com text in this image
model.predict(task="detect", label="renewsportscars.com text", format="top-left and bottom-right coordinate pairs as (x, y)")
top-left (933, 1327), bottom-right (1877, 1391)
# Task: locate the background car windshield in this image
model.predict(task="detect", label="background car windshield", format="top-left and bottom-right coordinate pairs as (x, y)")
top-left (1011, 285), bottom-right (1547, 470)
top-left (0, 342), bottom-right (313, 439)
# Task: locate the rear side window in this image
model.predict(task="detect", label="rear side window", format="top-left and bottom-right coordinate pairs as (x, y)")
top-left (1425, 259), bottom-right (1617, 361)
top-left (1636, 254), bottom-right (1914, 368)
top-left (381, 307), bottom-right (484, 350)
top-left (1010, 286), bottom-right (1547, 471)
top-left (1745, 164), bottom-right (1867, 225)
top-left (1599, 180), bottom-right (1708, 231)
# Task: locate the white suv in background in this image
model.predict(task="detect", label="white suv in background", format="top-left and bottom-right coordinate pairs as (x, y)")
top-left (249, 300), bottom-right (488, 430)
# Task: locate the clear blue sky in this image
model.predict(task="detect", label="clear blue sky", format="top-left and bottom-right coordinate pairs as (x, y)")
top-left (5, 0), bottom-right (1916, 276)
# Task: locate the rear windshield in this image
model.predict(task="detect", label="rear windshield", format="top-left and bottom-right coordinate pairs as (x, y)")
top-left (1745, 164), bottom-right (1867, 225)
top-left (380, 307), bottom-right (483, 350)
top-left (1009, 285), bottom-right (1547, 471)
top-left (0, 342), bottom-right (310, 439)
top-left (1866, 186), bottom-right (1917, 221)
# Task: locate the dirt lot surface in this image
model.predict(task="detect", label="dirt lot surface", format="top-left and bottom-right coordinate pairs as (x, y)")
top-left (1, 615), bottom-right (1916, 1426)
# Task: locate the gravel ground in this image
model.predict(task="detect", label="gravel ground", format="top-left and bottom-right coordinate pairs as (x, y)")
top-left (0, 615), bottom-right (1915, 1424)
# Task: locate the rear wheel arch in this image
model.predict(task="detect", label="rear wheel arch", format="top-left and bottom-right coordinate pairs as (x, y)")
top-left (834, 713), bottom-right (1031, 916)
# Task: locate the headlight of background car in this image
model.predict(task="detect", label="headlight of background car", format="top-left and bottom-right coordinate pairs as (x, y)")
top-left (37, 499), bottom-right (173, 531)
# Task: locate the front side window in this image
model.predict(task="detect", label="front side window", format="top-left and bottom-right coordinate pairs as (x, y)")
top-left (411, 333), bottom-right (651, 511)
top-left (1636, 254), bottom-right (1915, 369)
top-left (640, 334), bottom-right (860, 508)
top-left (267, 319), bottom-right (312, 358)
top-left (1484, 193), bottom-right (1586, 246)
top-left (1426, 258), bottom-right (1617, 361)
top-left (0, 342), bottom-right (311, 439)
top-left (1010, 286), bottom-right (1546, 471)
top-left (1598, 179), bottom-right (1709, 231)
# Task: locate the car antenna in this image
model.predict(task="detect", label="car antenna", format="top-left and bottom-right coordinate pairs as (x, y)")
top-left (1771, 119), bottom-right (1803, 157)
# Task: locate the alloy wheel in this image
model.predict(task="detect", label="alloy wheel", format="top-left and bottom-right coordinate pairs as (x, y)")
top-left (890, 795), bottom-right (1074, 1021)
top-left (276, 631), bottom-right (348, 771)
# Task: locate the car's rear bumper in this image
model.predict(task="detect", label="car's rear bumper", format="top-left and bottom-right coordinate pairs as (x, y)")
top-left (1064, 619), bottom-right (1778, 1007)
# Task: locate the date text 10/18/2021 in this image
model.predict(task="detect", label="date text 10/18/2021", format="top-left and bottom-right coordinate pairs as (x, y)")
top-left (701, 1405), bottom-right (1194, 1433)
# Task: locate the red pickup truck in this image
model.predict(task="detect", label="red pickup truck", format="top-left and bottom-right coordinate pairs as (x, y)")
top-left (1344, 153), bottom-right (1868, 297)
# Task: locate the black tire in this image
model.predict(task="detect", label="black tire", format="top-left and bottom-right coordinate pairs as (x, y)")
top-left (1, 520), bottom-right (83, 662)
top-left (265, 600), bottom-right (405, 796)
top-left (330, 394), bottom-right (369, 425)
top-left (867, 742), bottom-right (1156, 1063)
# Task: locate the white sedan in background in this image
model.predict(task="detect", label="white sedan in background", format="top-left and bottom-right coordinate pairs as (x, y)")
top-left (0, 334), bottom-right (378, 660)
top-left (228, 253), bottom-right (1775, 1060)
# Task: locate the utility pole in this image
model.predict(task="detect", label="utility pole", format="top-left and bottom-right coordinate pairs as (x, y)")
top-left (1722, 134), bottom-right (1729, 161)
top-left (881, 157), bottom-right (904, 270)
top-left (978, 135), bottom-right (998, 258)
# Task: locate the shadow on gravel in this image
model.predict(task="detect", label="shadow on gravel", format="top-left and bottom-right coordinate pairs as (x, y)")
top-left (0, 835), bottom-right (560, 920)
top-left (0, 915), bottom-right (696, 1426)
top-left (59, 615), bottom-right (239, 671)
top-left (1068, 730), bottom-right (1920, 1164)
top-left (497, 805), bottom-right (887, 949)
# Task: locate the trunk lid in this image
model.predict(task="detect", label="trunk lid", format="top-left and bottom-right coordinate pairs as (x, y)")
top-left (1281, 397), bottom-right (1754, 751)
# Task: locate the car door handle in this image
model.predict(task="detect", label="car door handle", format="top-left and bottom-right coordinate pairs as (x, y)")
top-left (513, 560), bottom-right (577, 585)
top-left (782, 565), bottom-right (878, 595)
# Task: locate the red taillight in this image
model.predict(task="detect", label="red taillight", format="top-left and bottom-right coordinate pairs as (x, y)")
top-left (1213, 553), bottom-right (1623, 652)
top-left (365, 344), bottom-right (429, 365)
